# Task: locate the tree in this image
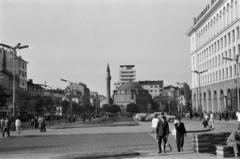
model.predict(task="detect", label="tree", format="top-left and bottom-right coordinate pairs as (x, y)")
top-left (102, 104), bottom-right (110, 111)
top-left (126, 103), bottom-right (139, 113)
top-left (16, 88), bottom-right (30, 117)
top-left (44, 96), bottom-right (55, 115)
top-left (147, 103), bottom-right (152, 113)
top-left (35, 97), bottom-right (45, 115)
top-left (61, 100), bottom-right (70, 116)
top-left (0, 84), bottom-right (9, 107)
top-left (105, 105), bottom-right (121, 113)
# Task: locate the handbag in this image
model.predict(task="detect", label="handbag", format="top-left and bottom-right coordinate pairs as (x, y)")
top-left (161, 142), bottom-right (172, 152)
top-left (171, 128), bottom-right (176, 136)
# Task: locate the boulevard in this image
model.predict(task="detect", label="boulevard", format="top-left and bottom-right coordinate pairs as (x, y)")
top-left (0, 118), bottom-right (239, 159)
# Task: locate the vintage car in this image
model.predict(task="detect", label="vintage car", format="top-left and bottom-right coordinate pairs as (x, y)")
top-left (151, 112), bottom-right (175, 123)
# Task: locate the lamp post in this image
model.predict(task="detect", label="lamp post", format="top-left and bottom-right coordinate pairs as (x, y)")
top-left (40, 84), bottom-right (54, 126)
top-left (192, 70), bottom-right (208, 118)
top-left (176, 82), bottom-right (185, 117)
top-left (61, 79), bottom-right (73, 116)
top-left (0, 43), bottom-right (28, 127)
top-left (223, 55), bottom-right (240, 111)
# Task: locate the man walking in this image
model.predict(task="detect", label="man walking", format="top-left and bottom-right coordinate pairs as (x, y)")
top-left (236, 111), bottom-right (240, 123)
top-left (0, 117), bottom-right (4, 132)
top-left (156, 116), bottom-right (169, 154)
top-left (2, 116), bottom-right (10, 138)
top-left (15, 117), bottom-right (22, 134)
top-left (151, 114), bottom-right (159, 135)
top-left (175, 116), bottom-right (187, 152)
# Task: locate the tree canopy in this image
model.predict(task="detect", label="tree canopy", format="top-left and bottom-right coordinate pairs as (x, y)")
top-left (104, 104), bottom-right (121, 113)
top-left (126, 103), bottom-right (139, 113)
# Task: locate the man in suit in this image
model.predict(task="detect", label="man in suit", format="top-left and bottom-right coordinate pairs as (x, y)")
top-left (156, 115), bottom-right (169, 153)
top-left (175, 116), bottom-right (187, 152)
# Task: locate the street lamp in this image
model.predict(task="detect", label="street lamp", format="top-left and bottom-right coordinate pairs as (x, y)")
top-left (0, 43), bottom-right (29, 126)
top-left (223, 55), bottom-right (240, 111)
top-left (176, 82), bottom-right (185, 116)
top-left (61, 79), bottom-right (73, 116)
top-left (192, 70), bottom-right (208, 117)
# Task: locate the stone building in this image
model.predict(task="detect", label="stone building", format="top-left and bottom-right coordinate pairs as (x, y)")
top-left (113, 82), bottom-right (150, 112)
top-left (187, 0), bottom-right (240, 113)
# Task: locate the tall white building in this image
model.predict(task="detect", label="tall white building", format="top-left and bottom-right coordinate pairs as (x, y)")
top-left (187, 0), bottom-right (240, 113)
top-left (115, 65), bottom-right (136, 89)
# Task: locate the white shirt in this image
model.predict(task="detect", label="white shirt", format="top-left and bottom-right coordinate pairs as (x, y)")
top-left (152, 118), bottom-right (159, 128)
top-left (236, 112), bottom-right (240, 121)
top-left (15, 119), bottom-right (21, 126)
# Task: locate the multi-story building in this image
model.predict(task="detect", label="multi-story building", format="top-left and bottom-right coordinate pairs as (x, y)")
top-left (62, 82), bottom-right (91, 107)
top-left (186, 0), bottom-right (240, 113)
top-left (0, 47), bottom-right (28, 115)
top-left (90, 91), bottom-right (100, 109)
top-left (114, 65), bottom-right (136, 89)
top-left (27, 79), bottom-right (44, 115)
top-left (138, 80), bottom-right (164, 98)
top-left (19, 56), bottom-right (28, 90)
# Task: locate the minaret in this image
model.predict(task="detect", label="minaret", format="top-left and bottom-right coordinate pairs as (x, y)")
top-left (106, 63), bottom-right (111, 105)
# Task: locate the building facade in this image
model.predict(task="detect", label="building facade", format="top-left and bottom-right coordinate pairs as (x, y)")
top-left (27, 79), bottom-right (44, 115)
top-left (138, 80), bottom-right (164, 98)
top-left (90, 91), bottom-right (100, 109)
top-left (187, 0), bottom-right (240, 113)
top-left (113, 82), bottom-right (150, 112)
top-left (114, 65), bottom-right (136, 90)
top-left (0, 47), bottom-right (28, 115)
top-left (62, 82), bottom-right (91, 107)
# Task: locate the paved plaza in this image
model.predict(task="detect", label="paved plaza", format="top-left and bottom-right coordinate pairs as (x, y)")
top-left (0, 118), bottom-right (239, 159)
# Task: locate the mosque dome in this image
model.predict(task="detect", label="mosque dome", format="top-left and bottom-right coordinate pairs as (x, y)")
top-left (118, 82), bottom-right (144, 90)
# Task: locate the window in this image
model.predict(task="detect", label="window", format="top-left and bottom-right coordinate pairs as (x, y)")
top-left (228, 33), bottom-right (231, 44)
top-left (234, 64), bottom-right (237, 76)
top-left (224, 35), bottom-right (227, 46)
top-left (221, 38), bottom-right (223, 48)
top-left (233, 30), bottom-right (235, 42)
top-left (230, 66), bottom-right (232, 77)
top-left (226, 68), bottom-right (228, 78)
top-left (229, 49), bottom-right (231, 59)
top-left (222, 69), bottom-right (224, 79)
top-left (233, 47), bottom-right (236, 59)
top-left (237, 27), bottom-right (240, 39)
top-left (219, 70), bottom-right (221, 80)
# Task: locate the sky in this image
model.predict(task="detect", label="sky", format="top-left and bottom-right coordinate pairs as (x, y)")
top-left (0, 0), bottom-right (210, 96)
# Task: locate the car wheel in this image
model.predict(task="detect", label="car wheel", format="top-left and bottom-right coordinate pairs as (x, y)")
top-left (168, 118), bottom-right (174, 123)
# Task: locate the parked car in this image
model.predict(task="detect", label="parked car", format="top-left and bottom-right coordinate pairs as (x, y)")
top-left (134, 113), bottom-right (148, 121)
top-left (151, 112), bottom-right (175, 123)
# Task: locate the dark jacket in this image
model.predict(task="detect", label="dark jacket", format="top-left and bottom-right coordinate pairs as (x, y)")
top-left (175, 122), bottom-right (187, 136)
top-left (156, 120), bottom-right (169, 137)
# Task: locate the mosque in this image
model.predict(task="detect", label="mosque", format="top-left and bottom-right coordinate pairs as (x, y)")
top-left (106, 64), bottom-right (150, 112)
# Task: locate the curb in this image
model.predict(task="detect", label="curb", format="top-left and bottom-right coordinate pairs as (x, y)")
top-left (51, 151), bottom-right (140, 159)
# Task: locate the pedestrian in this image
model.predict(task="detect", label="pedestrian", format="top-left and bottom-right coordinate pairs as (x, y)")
top-left (174, 116), bottom-right (187, 152)
top-left (0, 117), bottom-right (4, 132)
top-left (156, 116), bottom-right (169, 154)
top-left (42, 116), bottom-right (46, 132)
top-left (2, 116), bottom-right (10, 138)
top-left (34, 116), bottom-right (38, 129)
top-left (208, 111), bottom-right (214, 129)
top-left (226, 124), bottom-right (240, 158)
top-left (226, 111), bottom-right (229, 121)
top-left (30, 118), bottom-right (34, 129)
top-left (38, 116), bottom-right (43, 132)
top-left (236, 110), bottom-right (240, 123)
top-left (219, 111), bottom-right (222, 121)
top-left (15, 117), bottom-right (22, 134)
top-left (151, 114), bottom-right (159, 135)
